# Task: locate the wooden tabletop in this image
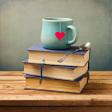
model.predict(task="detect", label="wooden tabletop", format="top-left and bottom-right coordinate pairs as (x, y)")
top-left (0, 71), bottom-right (112, 106)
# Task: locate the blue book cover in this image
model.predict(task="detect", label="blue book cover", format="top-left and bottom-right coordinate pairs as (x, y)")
top-left (28, 44), bottom-right (87, 55)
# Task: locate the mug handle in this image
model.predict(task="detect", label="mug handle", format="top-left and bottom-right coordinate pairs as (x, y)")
top-left (67, 25), bottom-right (78, 45)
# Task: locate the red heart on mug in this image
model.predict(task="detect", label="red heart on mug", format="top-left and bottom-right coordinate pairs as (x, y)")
top-left (55, 32), bottom-right (65, 40)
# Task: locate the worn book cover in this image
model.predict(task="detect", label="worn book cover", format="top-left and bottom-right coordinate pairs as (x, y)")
top-left (28, 44), bottom-right (90, 66)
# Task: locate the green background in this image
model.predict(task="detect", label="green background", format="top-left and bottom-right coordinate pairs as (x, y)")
top-left (0, 0), bottom-right (112, 70)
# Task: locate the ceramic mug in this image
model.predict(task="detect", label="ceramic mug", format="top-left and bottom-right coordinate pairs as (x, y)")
top-left (41, 17), bottom-right (78, 49)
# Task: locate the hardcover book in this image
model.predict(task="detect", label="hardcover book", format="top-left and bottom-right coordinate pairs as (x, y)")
top-left (25, 72), bottom-right (89, 93)
top-left (23, 61), bottom-right (88, 81)
top-left (28, 44), bottom-right (90, 66)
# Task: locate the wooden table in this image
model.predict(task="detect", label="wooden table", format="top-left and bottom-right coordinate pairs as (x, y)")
top-left (0, 71), bottom-right (112, 112)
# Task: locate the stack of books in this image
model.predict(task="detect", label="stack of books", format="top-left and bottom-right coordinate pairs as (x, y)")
top-left (23, 44), bottom-right (90, 93)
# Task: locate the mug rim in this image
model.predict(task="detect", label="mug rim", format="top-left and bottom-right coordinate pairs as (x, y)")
top-left (42, 17), bottom-right (73, 22)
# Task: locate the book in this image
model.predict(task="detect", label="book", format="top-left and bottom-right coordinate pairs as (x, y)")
top-left (23, 61), bottom-right (88, 81)
top-left (25, 73), bottom-right (89, 93)
top-left (28, 44), bottom-right (90, 66)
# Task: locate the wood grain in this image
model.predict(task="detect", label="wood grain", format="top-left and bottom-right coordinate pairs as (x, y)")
top-left (0, 71), bottom-right (111, 106)
top-left (0, 107), bottom-right (112, 112)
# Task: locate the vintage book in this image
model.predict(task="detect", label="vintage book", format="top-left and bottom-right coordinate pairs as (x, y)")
top-left (24, 73), bottom-right (88, 93)
top-left (28, 44), bottom-right (90, 66)
top-left (23, 61), bottom-right (88, 81)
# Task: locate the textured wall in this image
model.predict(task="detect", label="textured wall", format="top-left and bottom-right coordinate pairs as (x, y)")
top-left (0, 0), bottom-right (112, 70)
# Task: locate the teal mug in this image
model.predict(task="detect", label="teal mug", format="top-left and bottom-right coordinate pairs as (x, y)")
top-left (41, 17), bottom-right (78, 49)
